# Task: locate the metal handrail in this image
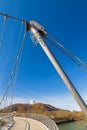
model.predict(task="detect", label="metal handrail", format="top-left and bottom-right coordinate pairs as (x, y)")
top-left (0, 113), bottom-right (14, 130)
top-left (23, 113), bottom-right (59, 130)
top-left (0, 113), bottom-right (59, 130)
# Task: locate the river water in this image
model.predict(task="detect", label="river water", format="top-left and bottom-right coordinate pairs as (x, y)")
top-left (58, 120), bottom-right (87, 130)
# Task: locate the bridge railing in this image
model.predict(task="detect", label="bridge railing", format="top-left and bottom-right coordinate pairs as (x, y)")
top-left (0, 113), bottom-right (13, 120)
top-left (17, 113), bottom-right (59, 130)
top-left (0, 113), bottom-right (14, 129)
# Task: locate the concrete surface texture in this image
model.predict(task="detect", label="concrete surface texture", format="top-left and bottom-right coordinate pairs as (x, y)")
top-left (10, 117), bottom-right (47, 130)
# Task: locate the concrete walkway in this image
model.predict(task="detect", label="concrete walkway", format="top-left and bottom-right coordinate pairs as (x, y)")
top-left (26, 118), bottom-right (47, 130)
top-left (10, 117), bottom-right (47, 130)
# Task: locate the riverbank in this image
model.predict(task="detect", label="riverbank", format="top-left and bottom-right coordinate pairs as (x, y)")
top-left (56, 119), bottom-right (75, 125)
top-left (51, 110), bottom-right (86, 124)
top-left (0, 103), bottom-right (86, 125)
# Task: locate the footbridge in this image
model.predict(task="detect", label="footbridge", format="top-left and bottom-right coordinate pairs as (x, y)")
top-left (0, 113), bottom-right (59, 130)
top-left (0, 11), bottom-right (87, 130)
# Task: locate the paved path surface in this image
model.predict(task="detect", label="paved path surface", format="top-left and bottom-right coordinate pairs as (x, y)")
top-left (26, 118), bottom-right (46, 130)
top-left (10, 117), bottom-right (47, 130)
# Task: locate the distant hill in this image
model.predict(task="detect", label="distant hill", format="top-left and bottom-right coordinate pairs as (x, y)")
top-left (0, 103), bottom-right (85, 124)
top-left (0, 103), bottom-right (59, 113)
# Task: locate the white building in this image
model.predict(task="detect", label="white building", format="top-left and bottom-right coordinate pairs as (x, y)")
top-left (29, 100), bottom-right (36, 105)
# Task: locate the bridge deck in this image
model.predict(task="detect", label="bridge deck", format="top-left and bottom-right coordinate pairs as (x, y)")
top-left (10, 117), bottom-right (47, 130)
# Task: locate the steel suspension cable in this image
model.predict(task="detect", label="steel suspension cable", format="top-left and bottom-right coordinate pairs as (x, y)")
top-left (9, 21), bottom-right (25, 105)
top-left (0, 26), bottom-right (26, 105)
top-left (46, 34), bottom-right (87, 72)
top-left (46, 38), bottom-right (79, 64)
top-left (9, 24), bottom-right (26, 112)
top-left (4, 22), bottom-right (24, 112)
top-left (9, 66), bottom-right (19, 112)
top-left (13, 21), bottom-right (25, 66)
top-left (48, 34), bottom-right (87, 67)
top-left (0, 15), bottom-right (7, 48)
top-left (0, 11), bottom-right (27, 23)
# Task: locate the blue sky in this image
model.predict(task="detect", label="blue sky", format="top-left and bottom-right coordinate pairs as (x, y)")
top-left (0, 0), bottom-right (87, 111)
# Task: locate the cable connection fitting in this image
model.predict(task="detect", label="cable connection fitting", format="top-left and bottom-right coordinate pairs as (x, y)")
top-left (26, 21), bottom-right (48, 38)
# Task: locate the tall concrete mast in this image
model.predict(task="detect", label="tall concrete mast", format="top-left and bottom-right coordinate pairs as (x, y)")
top-left (28, 21), bottom-right (87, 116)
